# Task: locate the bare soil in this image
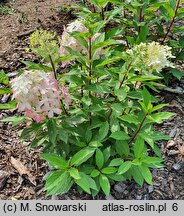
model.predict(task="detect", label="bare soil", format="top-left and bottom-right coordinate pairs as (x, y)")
top-left (0, 0), bottom-right (184, 200)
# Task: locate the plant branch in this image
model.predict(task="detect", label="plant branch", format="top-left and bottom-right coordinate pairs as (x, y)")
top-left (161, 0), bottom-right (180, 44)
top-left (138, 0), bottom-right (143, 33)
top-left (48, 55), bottom-right (69, 116)
top-left (128, 113), bottom-right (148, 145)
top-left (48, 54), bottom-right (57, 80)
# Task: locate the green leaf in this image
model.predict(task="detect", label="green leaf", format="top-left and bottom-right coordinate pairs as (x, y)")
top-left (91, 169), bottom-right (100, 177)
top-left (119, 114), bottom-right (139, 125)
top-left (75, 172), bottom-right (98, 193)
top-left (147, 112), bottom-right (175, 124)
top-left (21, 61), bottom-right (52, 71)
top-left (115, 140), bottom-right (130, 156)
top-left (45, 171), bottom-right (73, 196)
top-left (0, 70), bottom-right (9, 85)
top-left (137, 25), bottom-right (149, 43)
top-left (74, 173), bottom-right (91, 194)
top-left (114, 88), bottom-right (127, 101)
top-left (103, 147), bottom-right (111, 163)
top-left (0, 88), bottom-right (12, 94)
top-left (170, 68), bottom-right (184, 80)
top-left (138, 165), bottom-right (152, 185)
top-left (141, 156), bottom-right (163, 165)
top-left (99, 174), bottom-right (110, 196)
top-left (89, 141), bottom-right (102, 148)
top-left (69, 168), bottom-right (81, 180)
top-left (47, 119), bottom-right (57, 144)
top-left (41, 153), bottom-right (68, 169)
top-left (97, 121), bottom-right (109, 141)
top-left (95, 149), bottom-right (104, 169)
top-left (176, 51), bottom-right (184, 60)
top-left (149, 104), bottom-right (168, 113)
top-left (131, 166), bottom-right (144, 186)
top-left (101, 167), bottom-right (117, 174)
top-left (0, 100), bottom-right (17, 110)
top-left (70, 147), bottom-right (95, 166)
top-left (107, 174), bottom-right (126, 182)
top-left (133, 137), bottom-right (144, 158)
top-left (118, 161), bottom-right (132, 174)
top-left (142, 87), bottom-right (151, 108)
top-left (0, 116), bottom-right (31, 126)
top-left (109, 158), bottom-right (123, 167)
top-left (110, 131), bottom-right (130, 140)
top-left (179, 36), bottom-right (184, 47)
top-left (96, 56), bottom-right (121, 67)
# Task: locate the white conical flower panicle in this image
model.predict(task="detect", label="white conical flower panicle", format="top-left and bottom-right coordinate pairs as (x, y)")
top-left (11, 70), bottom-right (71, 123)
top-left (126, 42), bottom-right (175, 74)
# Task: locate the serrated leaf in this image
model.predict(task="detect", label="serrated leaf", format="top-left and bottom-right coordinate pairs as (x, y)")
top-left (41, 153), bottom-right (68, 169)
top-left (0, 100), bottom-right (17, 110)
top-left (131, 166), bottom-right (144, 186)
top-left (109, 158), bottom-right (123, 167)
top-left (69, 168), bottom-right (80, 179)
top-left (0, 116), bottom-right (31, 126)
top-left (0, 70), bottom-right (9, 85)
top-left (99, 174), bottom-right (110, 196)
top-left (47, 119), bottom-right (57, 144)
top-left (120, 114), bottom-right (139, 125)
top-left (110, 131), bottom-right (130, 140)
top-left (70, 147), bottom-right (95, 166)
top-left (142, 87), bottom-right (151, 108)
top-left (118, 161), bottom-right (132, 174)
top-left (97, 121), bottom-right (109, 141)
top-left (170, 68), bottom-right (184, 80)
top-left (45, 171), bottom-right (73, 196)
top-left (138, 165), bottom-right (152, 185)
top-left (21, 61), bottom-right (52, 71)
top-left (147, 112), bottom-right (175, 123)
top-left (101, 167), bottom-right (117, 174)
top-left (95, 149), bottom-right (104, 169)
top-left (0, 88), bottom-right (12, 94)
top-left (91, 169), bottom-right (100, 177)
top-left (150, 104), bottom-right (168, 113)
top-left (114, 88), bottom-right (127, 101)
top-left (133, 137), bottom-right (144, 158)
top-left (115, 140), bottom-right (130, 156)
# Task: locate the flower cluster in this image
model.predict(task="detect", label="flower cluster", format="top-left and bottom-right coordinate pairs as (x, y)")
top-left (60, 19), bottom-right (103, 66)
top-left (126, 42), bottom-right (175, 74)
top-left (11, 70), bottom-right (70, 123)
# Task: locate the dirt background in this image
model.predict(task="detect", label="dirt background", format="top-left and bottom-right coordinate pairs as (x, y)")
top-left (0, 0), bottom-right (184, 200)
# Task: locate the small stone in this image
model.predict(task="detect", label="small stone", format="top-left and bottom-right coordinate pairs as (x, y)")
top-left (173, 163), bottom-right (182, 171)
top-left (148, 185), bottom-right (154, 193)
top-left (114, 182), bottom-right (126, 193)
top-left (143, 194), bottom-right (149, 200)
top-left (105, 194), bottom-right (115, 200)
top-left (136, 195), bottom-right (142, 200)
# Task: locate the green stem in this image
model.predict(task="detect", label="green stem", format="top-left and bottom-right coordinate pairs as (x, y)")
top-left (161, 0), bottom-right (180, 44)
top-left (138, 0), bottom-right (143, 33)
top-left (88, 36), bottom-right (92, 122)
top-left (48, 54), bottom-right (57, 80)
top-left (128, 113), bottom-right (148, 145)
top-left (48, 54), bottom-right (69, 116)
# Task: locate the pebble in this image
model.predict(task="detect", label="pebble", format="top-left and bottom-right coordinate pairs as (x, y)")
top-left (173, 162), bottom-right (182, 171)
top-left (148, 185), bottom-right (154, 193)
top-left (105, 194), bottom-right (115, 200)
top-left (135, 195), bottom-right (142, 200)
top-left (143, 194), bottom-right (149, 200)
top-left (114, 182), bottom-right (126, 193)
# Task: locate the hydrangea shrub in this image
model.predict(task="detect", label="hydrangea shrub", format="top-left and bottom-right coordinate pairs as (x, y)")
top-left (1, 0), bottom-right (180, 197)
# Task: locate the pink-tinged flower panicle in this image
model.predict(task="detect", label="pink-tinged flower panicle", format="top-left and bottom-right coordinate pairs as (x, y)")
top-left (11, 70), bottom-right (71, 123)
top-left (60, 19), bottom-right (104, 66)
